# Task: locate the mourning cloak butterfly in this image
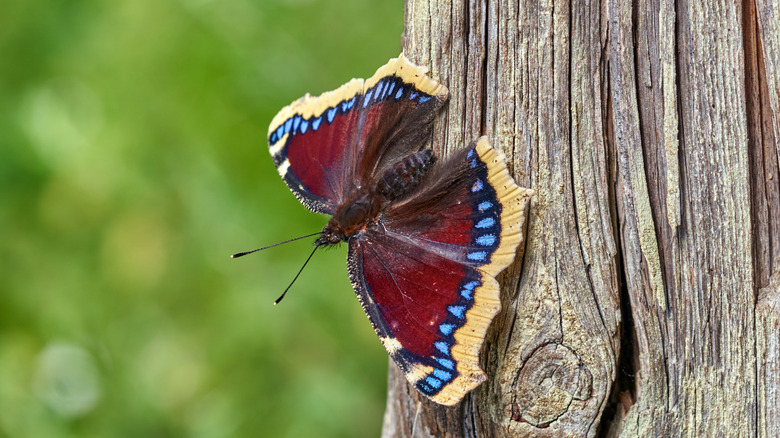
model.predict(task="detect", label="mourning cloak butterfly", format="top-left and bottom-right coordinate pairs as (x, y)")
top-left (262, 54), bottom-right (532, 405)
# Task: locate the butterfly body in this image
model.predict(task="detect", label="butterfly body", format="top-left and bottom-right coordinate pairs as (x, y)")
top-left (264, 54), bottom-right (533, 405)
top-left (319, 148), bottom-right (436, 246)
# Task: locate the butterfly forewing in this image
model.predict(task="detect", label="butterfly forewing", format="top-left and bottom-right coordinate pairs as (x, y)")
top-left (267, 55), bottom-right (448, 215)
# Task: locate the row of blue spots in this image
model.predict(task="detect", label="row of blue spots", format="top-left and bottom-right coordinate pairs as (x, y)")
top-left (418, 278), bottom-right (482, 395)
top-left (420, 339), bottom-right (455, 392)
top-left (437, 280), bottom-right (479, 337)
top-left (364, 79), bottom-right (394, 108)
top-left (361, 78), bottom-right (433, 110)
top-left (271, 122), bottom-right (285, 144)
top-left (273, 105), bottom-right (333, 141)
top-left (270, 82), bottom-right (433, 145)
top-left (270, 113), bottom-right (308, 144)
top-left (419, 368), bottom-right (451, 393)
top-left (270, 95), bottom-right (361, 145)
top-left (468, 164), bottom-right (500, 263)
top-left (471, 212), bottom-right (498, 261)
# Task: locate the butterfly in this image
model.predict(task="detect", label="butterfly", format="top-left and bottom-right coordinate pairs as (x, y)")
top-left (263, 54), bottom-right (532, 405)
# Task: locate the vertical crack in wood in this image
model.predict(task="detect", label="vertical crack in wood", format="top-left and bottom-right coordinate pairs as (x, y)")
top-left (606, 0), bottom-right (676, 434)
top-left (743, 3), bottom-right (767, 435)
top-left (659, 0), bottom-right (681, 230)
top-left (478, 0), bottom-right (488, 137)
top-left (753, 0), bottom-right (780, 289)
top-left (749, 0), bottom-right (780, 436)
top-left (755, 0), bottom-right (780, 163)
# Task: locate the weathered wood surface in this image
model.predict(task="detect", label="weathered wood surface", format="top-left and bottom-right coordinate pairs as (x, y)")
top-left (383, 0), bottom-right (780, 436)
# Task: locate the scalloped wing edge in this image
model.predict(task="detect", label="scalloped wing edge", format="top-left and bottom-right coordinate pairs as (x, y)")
top-left (267, 53), bottom-right (449, 141)
top-left (473, 137), bottom-right (534, 276)
top-left (364, 53), bottom-right (449, 99)
top-left (427, 136), bottom-right (533, 405)
top-left (267, 78), bottom-right (364, 143)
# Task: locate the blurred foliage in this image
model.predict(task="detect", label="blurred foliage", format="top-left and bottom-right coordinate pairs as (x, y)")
top-left (0, 0), bottom-right (403, 436)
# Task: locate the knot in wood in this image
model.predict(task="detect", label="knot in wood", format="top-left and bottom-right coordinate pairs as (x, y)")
top-left (508, 342), bottom-right (592, 428)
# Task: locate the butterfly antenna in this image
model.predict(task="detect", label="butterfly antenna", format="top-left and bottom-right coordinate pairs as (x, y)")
top-left (273, 243), bottom-right (319, 305)
top-left (231, 232), bottom-right (321, 258)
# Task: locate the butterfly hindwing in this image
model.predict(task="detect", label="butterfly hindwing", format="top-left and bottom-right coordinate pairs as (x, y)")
top-left (347, 138), bottom-right (533, 405)
top-left (347, 228), bottom-right (492, 403)
top-left (267, 54), bottom-right (448, 215)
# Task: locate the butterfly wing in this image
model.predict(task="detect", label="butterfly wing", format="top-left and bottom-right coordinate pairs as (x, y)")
top-left (267, 54), bottom-right (448, 214)
top-left (347, 137), bottom-right (533, 405)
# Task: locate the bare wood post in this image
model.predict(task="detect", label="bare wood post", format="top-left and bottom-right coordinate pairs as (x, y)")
top-left (382, 0), bottom-right (780, 436)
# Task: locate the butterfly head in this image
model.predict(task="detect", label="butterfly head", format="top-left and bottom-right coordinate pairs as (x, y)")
top-left (316, 192), bottom-right (375, 248)
top-left (314, 224), bottom-right (342, 246)
top-left (316, 223), bottom-right (347, 247)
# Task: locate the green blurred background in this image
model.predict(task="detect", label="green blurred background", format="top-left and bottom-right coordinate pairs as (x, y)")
top-left (0, 1), bottom-right (403, 436)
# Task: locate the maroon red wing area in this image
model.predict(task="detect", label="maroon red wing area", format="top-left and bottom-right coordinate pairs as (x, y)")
top-left (391, 199), bottom-right (473, 248)
top-left (345, 145), bottom-right (497, 365)
top-left (352, 231), bottom-right (467, 358)
top-left (381, 146), bottom-right (501, 266)
top-left (281, 107), bottom-right (362, 210)
top-left (280, 98), bottom-right (429, 209)
top-left (267, 54), bottom-right (449, 215)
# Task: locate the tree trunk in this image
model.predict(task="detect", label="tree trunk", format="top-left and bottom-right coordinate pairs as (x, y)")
top-left (382, 0), bottom-right (780, 436)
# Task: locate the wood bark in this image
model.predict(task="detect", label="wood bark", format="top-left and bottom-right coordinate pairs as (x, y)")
top-left (382, 0), bottom-right (780, 436)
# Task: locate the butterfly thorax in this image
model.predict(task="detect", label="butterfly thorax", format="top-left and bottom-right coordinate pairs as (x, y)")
top-left (317, 149), bottom-right (436, 246)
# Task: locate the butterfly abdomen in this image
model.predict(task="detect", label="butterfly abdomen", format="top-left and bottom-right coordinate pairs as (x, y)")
top-left (375, 149), bottom-right (435, 201)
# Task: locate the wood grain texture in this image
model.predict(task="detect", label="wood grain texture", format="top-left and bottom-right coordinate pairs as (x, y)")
top-left (607, 0), bottom-right (670, 435)
top-left (384, 0), bottom-right (779, 436)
